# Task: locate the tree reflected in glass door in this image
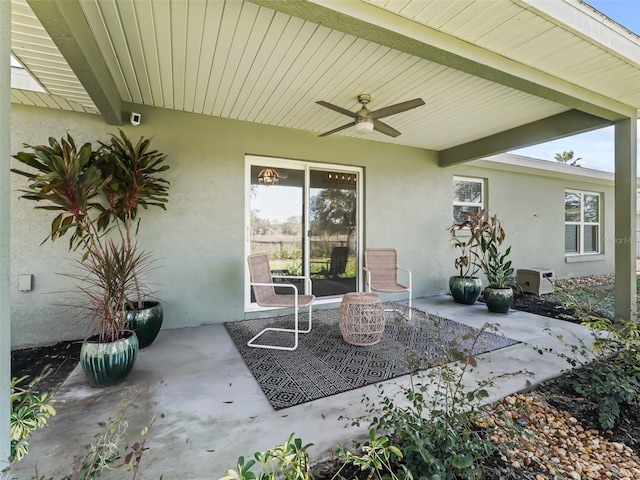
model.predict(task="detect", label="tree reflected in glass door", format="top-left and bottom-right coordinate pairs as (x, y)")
top-left (309, 169), bottom-right (358, 297)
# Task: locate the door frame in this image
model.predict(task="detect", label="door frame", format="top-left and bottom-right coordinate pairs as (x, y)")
top-left (244, 155), bottom-right (363, 312)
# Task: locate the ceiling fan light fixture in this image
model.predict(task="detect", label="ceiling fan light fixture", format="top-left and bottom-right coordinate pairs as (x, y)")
top-left (354, 118), bottom-right (374, 134)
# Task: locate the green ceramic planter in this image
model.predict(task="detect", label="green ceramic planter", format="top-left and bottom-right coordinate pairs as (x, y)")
top-left (449, 276), bottom-right (483, 305)
top-left (483, 287), bottom-right (513, 313)
top-left (80, 331), bottom-right (139, 387)
top-left (127, 300), bottom-right (164, 348)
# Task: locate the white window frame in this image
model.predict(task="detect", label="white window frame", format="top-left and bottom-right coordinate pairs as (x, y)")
top-left (564, 189), bottom-right (601, 255)
top-left (453, 176), bottom-right (484, 224)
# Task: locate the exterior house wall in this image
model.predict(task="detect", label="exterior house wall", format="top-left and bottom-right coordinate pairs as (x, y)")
top-left (451, 161), bottom-right (615, 281)
top-left (10, 104), bottom-right (616, 348)
top-left (10, 104), bottom-right (446, 347)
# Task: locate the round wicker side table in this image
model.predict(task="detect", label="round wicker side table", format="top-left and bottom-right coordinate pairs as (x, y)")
top-left (338, 292), bottom-right (386, 346)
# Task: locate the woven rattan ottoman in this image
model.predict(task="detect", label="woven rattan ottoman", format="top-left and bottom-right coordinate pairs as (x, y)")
top-left (338, 292), bottom-right (386, 346)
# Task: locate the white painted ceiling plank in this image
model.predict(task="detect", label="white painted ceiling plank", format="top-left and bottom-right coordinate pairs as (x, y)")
top-left (170, 0), bottom-right (189, 111)
top-left (182, 0), bottom-right (208, 112)
top-left (241, 15), bottom-right (308, 122)
top-left (272, 28), bottom-right (368, 127)
top-left (246, 21), bottom-right (321, 123)
top-left (151, 0), bottom-right (173, 109)
top-left (461, 4), bottom-right (524, 43)
top-left (221, 6), bottom-right (280, 118)
top-left (285, 32), bottom-right (370, 128)
top-left (100, 1), bottom-right (144, 103)
top-left (11, 89), bottom-right (30, 104)
top-left (202, 0), bottom-right (245, 115)
top-left (116, 1), bottom-right (153, 104)
top-left (133, 1), bottom-right (163, 106)
top-left (234, 12), bottom-right (299, 120)
top-left (439, 1), bottom-right (505, 34)
top-left (81, 1), bottom-right (132, 102)
top-left (21, 90), bottom-right (48, 108)
top-left (213, 2), bottom-right (263, 116)
top-left (305, 42), bottom-right (396, 132)
top-left (192, 1), bottom-right (226, 114)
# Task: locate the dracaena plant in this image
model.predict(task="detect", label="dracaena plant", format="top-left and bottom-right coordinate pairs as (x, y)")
top-left (12, 132), bottom-right (169, 342)
top-left (96, 130), bottom-right (170, 308)
top-left (11, 134), bottom-right (106, 252)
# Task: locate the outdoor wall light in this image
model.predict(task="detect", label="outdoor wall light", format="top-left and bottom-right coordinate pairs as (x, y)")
top-left (258, 167), bottom-right (279, 185)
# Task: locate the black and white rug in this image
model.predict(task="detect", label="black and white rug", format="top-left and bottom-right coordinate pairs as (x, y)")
top-left (224, 303), bottom-right (519, 410)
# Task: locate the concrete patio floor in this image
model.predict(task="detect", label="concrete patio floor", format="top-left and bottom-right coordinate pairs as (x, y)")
top-left (8, 295), bottom-right (597, 479)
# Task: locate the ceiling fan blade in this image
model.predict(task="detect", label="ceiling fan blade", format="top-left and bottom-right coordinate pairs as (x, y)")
top-left (370, 98), bottom-right (425, 120)
top-left (373, 119), bottom-right (401, 138)
top-left (316, 101), bottom-right (359, 119)
top-left (318, 122), bottom-right (355, 137)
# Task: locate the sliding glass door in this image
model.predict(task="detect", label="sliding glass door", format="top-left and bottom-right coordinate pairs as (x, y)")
top-left (246, 157), bottom-right (361, 308)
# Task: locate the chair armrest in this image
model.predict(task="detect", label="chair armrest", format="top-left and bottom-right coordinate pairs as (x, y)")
top-left (397, 267), bottom-right (412, 290)
top-left (250, 281), bottom-right (299, 296)
top-left (363, 266), bottom-right (372, 292)
top-left (257, 275), bottom-right (314, 293)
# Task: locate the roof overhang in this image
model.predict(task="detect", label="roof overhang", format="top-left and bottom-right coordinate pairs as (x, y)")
top-left (10, 0), bottom-right (640, 164)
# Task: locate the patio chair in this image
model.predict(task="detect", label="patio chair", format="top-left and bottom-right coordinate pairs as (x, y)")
top-left (317, 246), bottom-right (349, 278)
top-left (364, 248), bottom-right (412, 318)
top-left (247, 253), bottom-right (315, 351)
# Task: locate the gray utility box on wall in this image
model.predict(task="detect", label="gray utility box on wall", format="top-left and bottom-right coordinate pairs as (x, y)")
top-left (516, 268), bottom-right (555, 295)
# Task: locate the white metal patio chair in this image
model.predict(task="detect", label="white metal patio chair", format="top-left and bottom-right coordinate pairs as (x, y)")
top-left (364, 248), bottom-right (412, 318)
top-left (247, 253), bottom-right (315, 351)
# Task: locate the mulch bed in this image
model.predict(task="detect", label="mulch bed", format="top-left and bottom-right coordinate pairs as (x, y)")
top-left (11, 340), bottom-right (82, 393)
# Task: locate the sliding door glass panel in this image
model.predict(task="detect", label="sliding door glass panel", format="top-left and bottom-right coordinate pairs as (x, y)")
top-left (249, 165), bottom-right (305, 297)
top-left (309, 169), bottom-right (358, 297)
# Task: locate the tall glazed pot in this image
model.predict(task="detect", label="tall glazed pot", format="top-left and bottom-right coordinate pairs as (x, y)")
top-left (127, 301), bottom-right (163, 348)
top-left (449, 276), bottom-right (483, 305)
top-left (483, 286), bottom-right (513, 313)
top-left (80, 331), bottom-right (139, 387)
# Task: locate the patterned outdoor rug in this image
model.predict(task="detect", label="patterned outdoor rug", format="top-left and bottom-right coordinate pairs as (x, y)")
top-left (224, 303), bottom-right (519, 410)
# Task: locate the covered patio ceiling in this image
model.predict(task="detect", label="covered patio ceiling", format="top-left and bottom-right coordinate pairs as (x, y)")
top-left (10, 0), bottom-right (640, 166)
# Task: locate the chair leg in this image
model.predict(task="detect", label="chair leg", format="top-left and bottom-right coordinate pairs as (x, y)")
top-left (246, 305), bottom-right (313, 351)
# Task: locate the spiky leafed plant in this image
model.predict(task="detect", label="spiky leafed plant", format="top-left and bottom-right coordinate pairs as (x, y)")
top-left (12, 134), bottom-right (154, 342)
top-left (76, 238), bottom-right (153, 342)
top-left (97, 130), bottom-right (170, 308)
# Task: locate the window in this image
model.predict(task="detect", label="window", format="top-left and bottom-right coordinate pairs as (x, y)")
top-left (453, 176), bottom-right (484, 223)
top-left (565, 190), bottom-right (600, 254)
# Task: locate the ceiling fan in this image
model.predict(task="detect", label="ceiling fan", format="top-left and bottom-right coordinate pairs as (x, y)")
top-left (316, 94), bottom-right (425, 138)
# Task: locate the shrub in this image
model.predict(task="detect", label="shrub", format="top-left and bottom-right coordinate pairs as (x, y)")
top-left (354, 321), bottom-right (528, 480)
top-left (9, 367), bottom-right (56, 462)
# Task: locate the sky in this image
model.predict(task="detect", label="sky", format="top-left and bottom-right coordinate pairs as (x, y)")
top-left (511, 0), bottom-right (640, 172)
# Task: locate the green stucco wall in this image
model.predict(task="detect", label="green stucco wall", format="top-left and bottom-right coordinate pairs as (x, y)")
top-left (10, 104), bottom-right (615, 348)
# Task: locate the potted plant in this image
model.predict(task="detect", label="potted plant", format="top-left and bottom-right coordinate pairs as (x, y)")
top-left (447, 211), bottom-right (484, 304)
top-left (12, 132), bottom-right (169, 385)
top-left (96, 130), bottom-right (170, 348)
top-left (477, 213), bottom-right (514, 313)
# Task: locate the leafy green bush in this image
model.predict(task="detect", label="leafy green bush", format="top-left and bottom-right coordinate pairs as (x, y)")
top-left (569, 316), bottom-right (640, 430)
top-left (355, 321), bottom-right (527, 480)
top-left (10, 367), bottom-right (56, 462)
top-left (220, 434), bottom-right (313, 480)
top-left (5, 390), bottom-right (154, 480)
top-left (572, 355), bottom-right (640, 429)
